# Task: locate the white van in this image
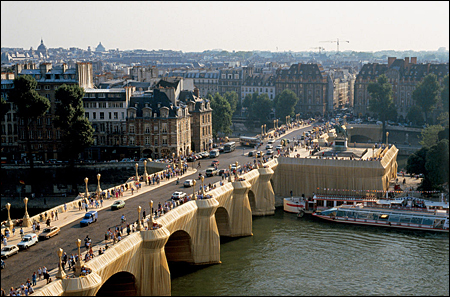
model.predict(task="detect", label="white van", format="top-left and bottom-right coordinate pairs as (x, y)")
top-left (209, 149), bottom-right (219, 158)
top-left (17, 233), bottom-right (38, 250)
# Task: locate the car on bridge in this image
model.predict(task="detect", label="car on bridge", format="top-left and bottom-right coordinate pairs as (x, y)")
top-left (265, 144), bottom-right (273, 150)
top-left (268, 139), bottom-right (275, 144)
top-left (206, 167), bottom-right (218, 177)
top-left (184, 179), bottom-right (194, 187)
top-left (111, 200), bottom-right (125, 210)
top-left (218, 169), bottom-right (229, 176)
top-left (80, 211), bottom-right (98, 227)
top-left (39, 226), bottom-right (60, 240)
top-left (171, 191), bottom-right (187, 200)
top-left (275, 145), bottom-right (283, 151)
top-left (17, 233), bottom-right (38, 250)
top-left (1, 245), bottom-right (19, 259)
top-left (248, 150), bottom-right (257, 157)
top-left (211, 159), bottom-right (220, 167)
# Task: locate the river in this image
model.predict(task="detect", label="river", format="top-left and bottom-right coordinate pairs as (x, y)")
top-left (170, 207), bottom-right (449, 296)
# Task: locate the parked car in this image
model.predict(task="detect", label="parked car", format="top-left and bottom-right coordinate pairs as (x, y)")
top-left (39, 226), bottom-right (60, 240)
top-left (171, 191), bottom-right (187, 200)
top-left (187, 156), bottom-right (196, 162)
top-left (1, 245), bottom-right (19, 259)
top-left (201, 152), bottom-right (209, 158)
top-left (80, 210), bottom-right (98, 226)
top-left (184, 179), bottom-right (194, 187)
top-left (211, 159), bottom-right (220, 167)
top-left (17, 233), bottom-right (38, 250)
top-left (111, 200), bottom-right (125, 210)
top-left (265, 144), bottom-right (273, 150)
top-left (206, 167), bottom-right (218, 177)
top-left (268, 139), bottom-right (275, 144)
top-left (120, 158), bottom-right (133, 162)
top-left (265, 149), bottom-right (274, 156)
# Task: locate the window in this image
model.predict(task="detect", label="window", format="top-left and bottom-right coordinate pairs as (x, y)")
top-left (129, 137), bottom-right (135, 145)
top-left (145, 124), bottom-right (150, 134)
top-left (129, 125), bottom-right (135, 133)
top-left (114, 112), bottom-right (118, 119)
top-left (93, 112), bottom-right (96, 119)
top-left (154, 138), bottom-right (158, 146)
top-left (162, 136), bottom-right (168, 145)
top-left (109, 112), bottom-right (112, 119)
top-left (36, 85), bottom-right (41, 90)
top-left (100, 112), bottom-right (104, 120)
top-left (44, 85), bottom-right (50, 90)
top-left (145, 136), bottom-right (150, 145)
top-left (85, 112), bottom-right (89, 119)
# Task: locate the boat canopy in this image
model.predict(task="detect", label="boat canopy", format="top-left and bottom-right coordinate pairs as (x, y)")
top-left (425, 201), bottom-right (449, 209)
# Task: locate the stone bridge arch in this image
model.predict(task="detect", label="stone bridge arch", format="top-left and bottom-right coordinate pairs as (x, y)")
top-left (165, 230), bottom-right (194, 263)
top-left (215, 206), bottom-right (231, 237)
top-left (248, 190), bottom-right (256, 212)
top-left (96, 271), bottom-right (137, 296)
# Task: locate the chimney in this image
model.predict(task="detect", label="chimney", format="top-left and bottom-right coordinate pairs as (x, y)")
top-left (411, 57), bottom-right (417, 64)
top-left (62, 63), bottom-right (68, 73)
top-left (388, 57), bottom-right (396, 67)
top-left (194, 87), bottom-right (199, 97)
top-left (404, 57), bottom-right (409, 67)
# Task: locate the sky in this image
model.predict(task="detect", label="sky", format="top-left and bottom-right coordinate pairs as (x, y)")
top-left (1, 1), bottom-right (449, 53)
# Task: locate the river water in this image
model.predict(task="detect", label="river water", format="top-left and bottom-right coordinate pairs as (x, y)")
top-left (170, 208), bottom-right (449, 296)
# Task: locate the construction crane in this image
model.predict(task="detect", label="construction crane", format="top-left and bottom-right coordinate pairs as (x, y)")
top-left (319, 38), bottom-right (349, 53)
top-left (310, 47), bottom-right (325, 54)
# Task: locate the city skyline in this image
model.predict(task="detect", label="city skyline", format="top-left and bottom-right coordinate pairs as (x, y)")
top-left (1, 1), bottom-right (449, 53)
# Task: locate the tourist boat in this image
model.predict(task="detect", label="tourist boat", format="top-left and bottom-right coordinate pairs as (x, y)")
top-left (283, 194), bottom-right (379, 217)
top-left (311, 199), bottom-right (449, 232)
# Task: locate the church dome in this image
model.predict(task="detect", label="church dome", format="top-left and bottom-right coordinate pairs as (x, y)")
top-left (37, 38), bottom-right (47, 53)
top-left (95, 42), bottom-right (106, 52)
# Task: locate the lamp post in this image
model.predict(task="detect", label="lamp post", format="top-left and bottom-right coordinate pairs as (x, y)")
top-left (149, 200), bottom-right (154, 226)
top-left (136, 206), bottom-right (142, 231)
top-left (261, 125), bottom-right (264, 138)
top-left (5, 203), bottom-right (13, 233)
top-left (75, 239), bottom-right (82, 277)
top-left (84, 177), bottom-right (89, 199)
top-left (56, 248), bottom-right (66, 279)
top-left (372, 145), bottom-right (375, 158)
top-left (386, 132), bottom-right (389, 146)
top-left (273, 120), bottom-right (276, 130)
top-left (192, 180), bottom-right (197, 200)
top-left (96, 174), bottom-right (101, 200)
top-left (22, 197), bottom-right (32, 227)
top-left (235, 161), bottom-right (239, 181)
top-left (135, 163), bottom-right (139, 184)
top-left (172, 152), bottom-right (176, 170)
top-left (264, 124), bottom-right (266, 136)
top-left (201, 175), bottom-right (204, 195)
top-left (143, 160), bottom-right (149, 185)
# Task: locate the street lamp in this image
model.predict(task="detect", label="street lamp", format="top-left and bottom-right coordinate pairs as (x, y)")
top-left (264, 124), bottom-right (266, 136)
top-left (5, 203), bottom-right (13, 233)
top-left (84, 177), bottom-right (89, 199)
top-left (386, 132), bottom-right (389, 146)
top-left (143, 160), bottom-right (149, 185)
top-left (201, 175), bottom-right (204, 195)
top-left (56, 248), bottom-right (66, 279)
top-left (235, 161), bottom-right (239, 180)
top-left (96, 174), bottom-right (101, 200)
top-left (372, 145), bottom-right (375, 158)
top-left (192, 180), bottom-right (197, 200)
top-left (228, 164), bottom-right (232, 182)
top-left (75, 239), bottom-right (82, 277)
top-left (137, 206), bottom-right (142, 231)
top-left (149, 200), bottom-right (154, 226)
top-left (261, 125), bottom-right (264, 138)
top-left (22, 197), bottom-right (31, 227)
top-left (135, 163), bottom-right (139, 184)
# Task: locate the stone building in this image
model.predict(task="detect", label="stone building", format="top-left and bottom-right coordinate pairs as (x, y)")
top-left (275, 63), bottom-right (329, 117)
top-left (0, 62), bottom-right (94, 162)
top-left (353, 57), bottom-right (449, 120)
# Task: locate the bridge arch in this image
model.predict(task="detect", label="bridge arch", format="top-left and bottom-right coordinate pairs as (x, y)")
top-left (96, 271), bottom-right (137, 296)
top-left (165, 230), bottom-right (194, 263)
top-left (215, 206), bottom-right (231, 237)
top-left (248, 190), bottom-right (256, 212)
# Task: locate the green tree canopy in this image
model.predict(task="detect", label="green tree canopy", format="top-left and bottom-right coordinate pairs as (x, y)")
top-left (425, 139), bottom-right (449, 190)
top-left (9, 75), bottom-right (50, 169)
top-left (412, 73), bottom-right (441, 124)
top-left (209, 93), bottom-right (232, 138)
top-left (223, 91), bottom-right (239, 116)
top-left (406, 146), bottom-right (428, 176)
top-left (54, 84), bottom-right (94, 164)
top-left (442, 74), bottom-right (449, 114)
top-left (274, 89), bottom-right (299, 121)
top-left (367, 74), bottom-right (396, 142)
top-left (243, 92), bottom-right (272, 128)
top-left (406, 105), bottom-right (425, 126)
top-left (419, 124), bottom-right (444, 148)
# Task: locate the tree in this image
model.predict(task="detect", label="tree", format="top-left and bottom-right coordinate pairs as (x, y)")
top-left (243, 92), bottom-right (272, 128)
top-left (412, 73), bottom-right (441, 124)
top-left (425, 139), bottom-right (449, 190)
top-left (274, 89), bottom-right (299, 121)
top-left (406, 146), bottom-right (428, 176)
top-left (54, 84), bottom-right (94, 166)
top-left (367, 74), bottom-right (395, 142)
top-left (406, 105), bottom-right (424, 126)
top-left (419, 124), bottom-right (444, 148)
top-left (209, 93), bottom-right (232, 137)
top-left (9, 75), bottom-right (50, 169)
top-left (442, 74), bottom-right (449, 114)
top-left (223, 91), bottom-right (239, 116)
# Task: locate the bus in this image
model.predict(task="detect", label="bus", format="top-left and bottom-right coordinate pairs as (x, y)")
top-left (223, 141), bottom-right (236, 153)
top-left (239, 136), bottom-right (261, 147)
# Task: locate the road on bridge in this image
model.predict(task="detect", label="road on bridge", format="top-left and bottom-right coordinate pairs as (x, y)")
top-left (1, 123), bottom-right (315, 291)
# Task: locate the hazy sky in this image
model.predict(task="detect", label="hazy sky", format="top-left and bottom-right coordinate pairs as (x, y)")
top-left (1, 1), bottom-right (449, 52)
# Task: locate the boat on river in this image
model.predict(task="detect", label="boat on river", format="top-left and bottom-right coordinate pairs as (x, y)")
top-left (311, 199), bottom-right (449, 232)
top-left (283, 194), bottom-right (378, 217)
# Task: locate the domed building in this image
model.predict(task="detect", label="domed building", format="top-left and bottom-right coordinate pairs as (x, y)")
top-left (95, 42), bottom-right (106, 52)
top-left (36, 38), bottom-right (48, 56)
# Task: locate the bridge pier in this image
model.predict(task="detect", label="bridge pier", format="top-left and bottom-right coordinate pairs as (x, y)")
top-left (230, 181), bottom-right (253, 237)
top-left (139, 227), bottom-right (171, 296)
top-left (192, 198), bottom-right (221, 264)
top-left (251, 167), bottom-right (276, 216)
